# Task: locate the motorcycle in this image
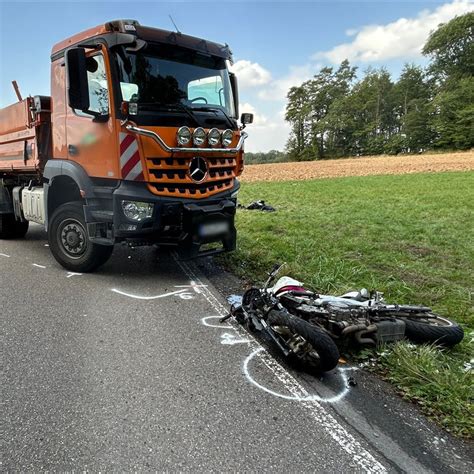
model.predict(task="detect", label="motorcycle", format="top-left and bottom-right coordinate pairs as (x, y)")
top-left (222, 264), bottom-right (464, 373)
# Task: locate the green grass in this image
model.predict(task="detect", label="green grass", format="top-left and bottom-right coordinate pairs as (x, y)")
top-left (220, 171), bottom-right (474, 437)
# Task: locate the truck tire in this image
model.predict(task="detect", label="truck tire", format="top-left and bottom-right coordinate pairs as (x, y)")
top-left (48, 202), bottom-right (113, 272)
top-left (0, 213), bottom-right (29, 239)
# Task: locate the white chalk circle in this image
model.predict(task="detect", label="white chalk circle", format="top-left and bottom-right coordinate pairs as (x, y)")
top-left (243, 347), bottom-right (353, 403)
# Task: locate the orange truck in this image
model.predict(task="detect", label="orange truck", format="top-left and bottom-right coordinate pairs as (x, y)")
top-left (0, 19), bottom-right (253, 272)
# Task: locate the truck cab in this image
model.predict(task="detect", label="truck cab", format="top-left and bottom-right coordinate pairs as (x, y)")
top-left (0, 19), bottom-right (252, 271)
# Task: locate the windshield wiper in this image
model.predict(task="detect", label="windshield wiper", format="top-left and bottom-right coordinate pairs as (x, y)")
top-left (173, 102), bottom-right (201, 127)
top-left (138, 102), bottom-right (200, 127)
top-left (191, 106), bottom-right (236, 129)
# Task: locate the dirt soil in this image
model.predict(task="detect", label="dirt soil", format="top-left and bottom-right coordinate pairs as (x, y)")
top-left (241, 150), bottom-right (474, 182)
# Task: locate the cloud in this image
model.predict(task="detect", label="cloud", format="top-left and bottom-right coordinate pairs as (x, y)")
top-left (239, 102), bottom-right (268, 125)
top-left (245, 119), bottom-right (289, 153)
top-left (314, 0), bottom-right (473, 64)
top-left (258, 64), bottom-right (316, 101)
top-left (230, 60), bottom-right (272, 89)
top-left (240, 102), bottom-right (289, 152)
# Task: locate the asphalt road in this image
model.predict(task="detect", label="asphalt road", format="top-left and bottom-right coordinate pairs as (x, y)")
top-left (2, 224), bottom-right (473, 472)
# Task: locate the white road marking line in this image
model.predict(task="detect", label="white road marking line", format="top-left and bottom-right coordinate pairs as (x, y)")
top-left (0, 253), bottom-right (11, 258)
top-left (32, 264), bottom-right (46, 269)
top-left (111, 288), bottom-right (187, 300)
top-left (174, 255), bottom-right (387, 474)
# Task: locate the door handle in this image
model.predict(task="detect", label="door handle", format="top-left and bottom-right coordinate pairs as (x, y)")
top-left (68, 144), bottom-right (79, 156)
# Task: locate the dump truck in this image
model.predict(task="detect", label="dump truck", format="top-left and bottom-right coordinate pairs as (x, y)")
top-left (0, 19), bottom-right (252, 272)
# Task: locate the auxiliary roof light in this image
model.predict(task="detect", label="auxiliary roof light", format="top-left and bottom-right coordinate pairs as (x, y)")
top-left (177, 126), bottom-right (192, 146)
top-left (193, 127), bottom-right (206, 146)
top-left (208, 128), bottom-right (221, 146)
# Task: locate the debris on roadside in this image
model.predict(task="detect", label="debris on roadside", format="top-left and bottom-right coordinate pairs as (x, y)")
top-left (462, 359), bottom-right (473, 373)
top-left (238, 200), bottom-right (276, 212)
top-left (348, 376), bottom-right (358, 387)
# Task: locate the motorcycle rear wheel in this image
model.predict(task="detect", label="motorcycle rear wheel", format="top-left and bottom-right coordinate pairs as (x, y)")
top-left (267, 310), bottom-right (339, 372)
top-left (399, 313), bottom-right (464, 347)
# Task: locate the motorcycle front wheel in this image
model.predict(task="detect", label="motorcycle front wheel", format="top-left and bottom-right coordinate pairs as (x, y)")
top-left (399, 313), bottom-right (464, 347)
top-left (267, 310), bottom-right (340, 372)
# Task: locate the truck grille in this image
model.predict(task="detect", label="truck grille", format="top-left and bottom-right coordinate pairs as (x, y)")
top-left (146, 156), bottom-right (236, 198)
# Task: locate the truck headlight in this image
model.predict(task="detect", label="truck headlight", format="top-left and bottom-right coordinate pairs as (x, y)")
top-left (177, 126), bottom-right (191, 145)
top-left (222, 129), bottom-right (233, 147)
top-left (208, 128), bottom-right (221, 146)
top-left (121, 201), bottom-right (154, 221)
top-left (193, 127), bottom-right (206, 146)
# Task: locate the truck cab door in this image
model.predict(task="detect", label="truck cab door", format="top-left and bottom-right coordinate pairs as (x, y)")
top-left (66, 50), bottom-right (119, 179)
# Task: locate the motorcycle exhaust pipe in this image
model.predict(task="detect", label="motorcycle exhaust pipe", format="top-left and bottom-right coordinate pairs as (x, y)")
top-left (342, 323), bottom-right (369, 336)
top-left (354, 324), bottom-right (377, 345)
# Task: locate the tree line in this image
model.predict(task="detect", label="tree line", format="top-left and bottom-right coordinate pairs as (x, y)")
top-left (248, 12), bottom-right (473, 164)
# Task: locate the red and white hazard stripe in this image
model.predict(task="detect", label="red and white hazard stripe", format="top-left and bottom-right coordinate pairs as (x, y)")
top-left (119, 133), bottom-right (144, 181)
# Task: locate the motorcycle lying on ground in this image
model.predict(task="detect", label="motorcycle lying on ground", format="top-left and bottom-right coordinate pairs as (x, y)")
top-left (221, 264), bottom-right (464, 373)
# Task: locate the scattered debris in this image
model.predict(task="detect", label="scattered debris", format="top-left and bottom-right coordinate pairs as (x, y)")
top-left (238, 200), bottom-right (276, 212)
top-left (348, 376), bottom-right (358, 387)
top-left (462, 359), bottom-right (473, 373)
top-left (227, 294), bottom-right (243, 306)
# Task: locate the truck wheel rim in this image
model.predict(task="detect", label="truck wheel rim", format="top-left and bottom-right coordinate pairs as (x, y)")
top-left (58, 218), bottom-right (87, 259)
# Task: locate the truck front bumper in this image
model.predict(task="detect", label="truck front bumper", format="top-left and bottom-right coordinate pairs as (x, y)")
top-left (85, 180), bottom-right (238, 258)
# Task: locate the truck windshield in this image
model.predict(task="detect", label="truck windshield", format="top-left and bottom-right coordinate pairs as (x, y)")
top-left (114, 44), bottom-right (235, 118)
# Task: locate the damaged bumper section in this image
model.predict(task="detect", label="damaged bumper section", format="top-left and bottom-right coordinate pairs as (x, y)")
top-left (83, 180), bottom-right (238, 258)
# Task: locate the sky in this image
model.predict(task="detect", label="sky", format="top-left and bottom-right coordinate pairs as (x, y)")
top-left (0, 0), bottom-right (472, 152)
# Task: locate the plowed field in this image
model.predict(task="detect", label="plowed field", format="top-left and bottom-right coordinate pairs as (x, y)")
top-left (241, 151), bottom-right (474, 182)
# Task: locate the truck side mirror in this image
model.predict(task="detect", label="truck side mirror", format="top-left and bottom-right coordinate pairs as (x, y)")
top-left (229, 72), bottom-right (239, 119)
top-left (65, 47), bottom-right (90, 112)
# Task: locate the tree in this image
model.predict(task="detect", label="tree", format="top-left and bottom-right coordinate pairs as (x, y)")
top-left (285, 85), bottom-right (310, 160)
top-left (423, 12), bottom-right (474, 80)
top-left (392, 64), bottom-right (434, 153)
top-left (282, 12), bottom-right (473, 159)
top-left (423, 12), bottom-right (474, 150)
top-left (343, 68), bottom-right (396, 155)
top-left (431, 77), bottom-right (474, 149)
top-left (285, 60), bottom-right (357, 160)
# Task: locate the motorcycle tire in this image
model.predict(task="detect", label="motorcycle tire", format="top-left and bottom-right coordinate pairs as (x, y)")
top-left (242, 287), bottom-right (263, 311)
top-left (400, 314), bottom-right (464, 347)
top-left (267, 310), bottom-right (339, 372)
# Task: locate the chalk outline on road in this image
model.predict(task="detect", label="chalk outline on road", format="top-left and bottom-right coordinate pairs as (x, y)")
top-left (174, 255), bottom-right (387, 474)
top-left (201, 315), bottom-right (354, 401)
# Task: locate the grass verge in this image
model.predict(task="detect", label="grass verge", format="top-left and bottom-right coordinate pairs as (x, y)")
top-left (220, 171), bottom-right (474, 438)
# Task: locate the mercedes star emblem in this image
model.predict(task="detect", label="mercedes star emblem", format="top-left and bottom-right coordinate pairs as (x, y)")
top-left (189, 156), bottom-right (208, 183)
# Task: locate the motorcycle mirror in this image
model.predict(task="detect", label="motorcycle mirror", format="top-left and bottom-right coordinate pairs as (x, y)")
top-left (269, 262), bottom-right (286, 275)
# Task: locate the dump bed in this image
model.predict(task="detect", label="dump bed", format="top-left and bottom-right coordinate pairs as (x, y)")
top-left (0, 96), bottom-right (51, 174)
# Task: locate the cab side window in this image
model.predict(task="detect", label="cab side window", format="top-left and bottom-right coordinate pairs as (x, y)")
top-left (75, 53), bottom-right (109, 116)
